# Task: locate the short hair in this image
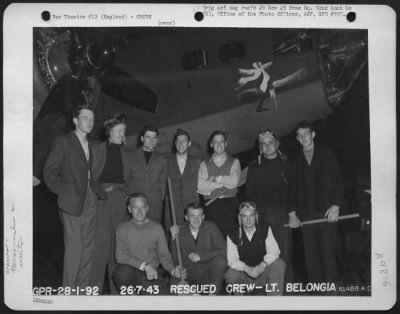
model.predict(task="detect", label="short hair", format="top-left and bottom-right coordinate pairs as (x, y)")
top-left (141, 124), bottom-right (159, 137)
top-left (126, 192), bottom-right (148, 206)
top-left (104, 113), bottom-right (127, 138)
top-left (184, 202), bottom-right (204, 216)
top-left (209, 130), bottom-right (227, 142)
top-left (72, 105), bottom-right (94, 119)
top-left (174, 128), bottom-right (191, 143)
top-left (295, 121), bottom-right (314, 133)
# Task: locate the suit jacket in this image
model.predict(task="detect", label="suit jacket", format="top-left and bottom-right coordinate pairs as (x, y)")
top-left (91, 141), bottom-right (130, 197)
top-left (125, 149), bottom-right (167, 222)
top-left (289, 145), bottom-right (344, 219)
top-left (43, 132), bottom-right (98, 216)
top-left (166, 154), bottom-right (201, 226)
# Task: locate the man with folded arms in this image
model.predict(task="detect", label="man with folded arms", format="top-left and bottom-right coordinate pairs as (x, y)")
top-left (197, 130), bottom-right (241, 238)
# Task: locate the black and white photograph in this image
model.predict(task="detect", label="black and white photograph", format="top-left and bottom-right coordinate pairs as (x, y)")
top-left (3, 3), bottom-right (396, 311)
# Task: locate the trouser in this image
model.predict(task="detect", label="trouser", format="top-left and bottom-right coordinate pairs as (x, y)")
top-left (60, 186), bottom-right (96, 288)
top-left (258, 207), bottom-right (294, 286)
top-left (112, 264), bottom-right (170, 295)
top-left (224, 258), bottom-right (286, 295)
top-left (204, 197), bottom-right (238, 239)
top-left (145, 194), bottom-right (163, 224)
top-left (170, 256), bottom-right (227, 295)
top-left (90, 183), bottom-right (129, 294)
top-left (302, 222), bottom-right (338, 283)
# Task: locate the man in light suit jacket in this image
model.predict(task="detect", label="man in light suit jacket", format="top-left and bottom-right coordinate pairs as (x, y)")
top-left (125, 125), bottom-right (167, 223)
top-left (165, 129), bottom-right (201, 229)
top-left (43, 105), bottom-right (104, 289)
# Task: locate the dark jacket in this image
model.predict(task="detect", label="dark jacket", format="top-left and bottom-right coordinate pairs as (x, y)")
top-left (171, 220), bottom-right (226, 267)
top-left (289, 145), bottom-right (344, 220)
top-left (166, 154), bottom-right (201, 226)
top-left (91, 141), bottom-right (131, 197)
top-left (246, 156), bottom-right (289, 224)
top-left (125, 149), bottom-right (167, 222)
top-left (43, 132), bottom-right (101, 216)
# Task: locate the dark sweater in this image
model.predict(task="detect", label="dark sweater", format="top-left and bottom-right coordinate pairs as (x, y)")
top-left (246, 156), bottom-right (289, 224)
top-left (289, 145), bottom-right (344, 220)
top-left (98, 143), bottom-right (124, 183)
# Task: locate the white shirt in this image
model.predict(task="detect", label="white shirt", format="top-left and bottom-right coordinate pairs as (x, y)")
top-left (176, 154), bottom-right (187, 175)
top-left (197, 153), bottom-right (241, 195)
top-left (74, 131), bottom-right (90, 179)
top-left (74, 131), bottom-right (89, 161)
top-left (227, 226), bottom-right (280, 271)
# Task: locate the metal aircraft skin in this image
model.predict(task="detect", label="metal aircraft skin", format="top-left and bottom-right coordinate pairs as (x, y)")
top-left (33, 27), bottom-right (367, 180)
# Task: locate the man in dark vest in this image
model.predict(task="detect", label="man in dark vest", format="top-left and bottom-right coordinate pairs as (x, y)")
top-left (225, 202), bottom-right (285, 295)
top-left (43, 105), bottom-right (104, 288)
top-left (288, 121), bottom-right (344, 284)
top-left (165, 129), bottom-right (201, 229)
top-left (197, 130), bottom-right (241, 238)
top-left (125, 125), bottom-right (167, 223)
top-left (246, 130), bottom-right (293, 284)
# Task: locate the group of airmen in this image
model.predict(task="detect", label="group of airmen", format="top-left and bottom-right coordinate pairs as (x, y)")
top-left (43, 104), bottom-right (344, 295)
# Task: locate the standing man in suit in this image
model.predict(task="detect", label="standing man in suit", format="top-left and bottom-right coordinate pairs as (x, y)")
top-left (165, 129), bottom-right (201, 229)
top-left (288, 121), bottom-right (344, 285)
top-left (90, 113), bottom-right (131, 294)
top-left (43, 105), bottom-right (101, 288)
top-left (125, 125), bottom-right (167, 223)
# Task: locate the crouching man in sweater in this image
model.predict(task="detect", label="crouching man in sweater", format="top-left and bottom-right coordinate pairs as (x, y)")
top-left (170, 203), bottom-right (227, 295)
top-left (112, 192), bottom-right (186, 295)
top-left (225, 202), bottom-right (285, 295)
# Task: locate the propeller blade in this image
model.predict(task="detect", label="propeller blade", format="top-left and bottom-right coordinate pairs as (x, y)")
top-left (99, 65), bottom-right (158, 113)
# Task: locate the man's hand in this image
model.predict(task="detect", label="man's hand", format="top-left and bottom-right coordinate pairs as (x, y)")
top-left (105, 186), bottom-right (114, 192)
top-left (188, 252), bottom-right (200, 263)
top-left (144, 264), bottom-right (158, 280)
top-left (244, 265), bottom-right (260, 279)
top-left (254, 262), bottom-right (267, 276)
top-left (288, 212), bottom-right (301, 228)
top-left (171, 266), bottom-right (187, 279)
top-left (325, 205), bottom-right (339, 223)
top-left (170, 225), bottom-right (180, 241)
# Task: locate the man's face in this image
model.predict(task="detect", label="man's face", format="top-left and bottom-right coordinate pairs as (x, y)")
top-left (109, 123), bottom-right (126, 145)
top-left (210, 134), bottom-right (227, 155)
top-left (296, 128), bottom-right (315, 150)
top-left (175, 134), bottom-right (191, 155)
top-left (239, 207), bottom-right (257, 229)
top-left (128, 197), bottom-right (148, 223)
top-left (260, 137), bottom-right (278, 158)
top-left (141, 130), bottom-right (159, 151)
top-left (73, 109), bottom-right (94, 135)
top-left (185, 208), bottom-right (205, 231)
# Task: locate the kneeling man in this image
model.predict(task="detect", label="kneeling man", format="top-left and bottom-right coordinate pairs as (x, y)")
top-left (225, 202), bottom-right (285, 295)
top-left (113, 192), bottom-right (186, 294)
top-left (170, 203), bottom-right (227, 295)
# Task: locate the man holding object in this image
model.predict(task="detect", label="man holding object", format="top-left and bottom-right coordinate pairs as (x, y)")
top-left (288, 121), bottom-right (344, 284)
top-left (170, 203), bottom-right (227, 295)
